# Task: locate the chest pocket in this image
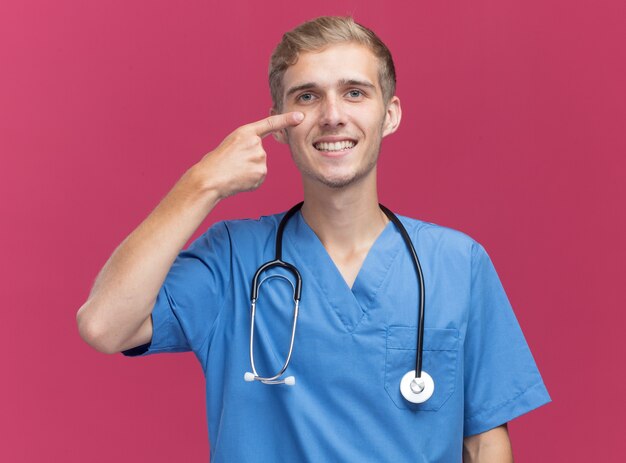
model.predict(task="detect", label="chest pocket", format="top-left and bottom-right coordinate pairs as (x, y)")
top-left (385, 326), bottom-right (459, 411)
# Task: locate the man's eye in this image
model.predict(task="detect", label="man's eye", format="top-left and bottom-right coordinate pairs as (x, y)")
top-left (348, 89), bottom-right (363, 98)
top-left (298, 93), bottom-right (314, 102)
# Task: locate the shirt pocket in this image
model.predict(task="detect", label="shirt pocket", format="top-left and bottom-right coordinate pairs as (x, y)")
top-left (384, 326), bottom-right (460, 411)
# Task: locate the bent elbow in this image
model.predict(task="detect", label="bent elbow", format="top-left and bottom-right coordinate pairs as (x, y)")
top-left (76, 304), bottom-right (119, 355)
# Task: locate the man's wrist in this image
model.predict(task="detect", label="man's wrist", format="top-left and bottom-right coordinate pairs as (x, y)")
top-left (177, 164), bottom-right (224, 210)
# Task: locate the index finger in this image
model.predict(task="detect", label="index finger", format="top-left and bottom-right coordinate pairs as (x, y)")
top-left (250, 112), bottom-right (304, 138)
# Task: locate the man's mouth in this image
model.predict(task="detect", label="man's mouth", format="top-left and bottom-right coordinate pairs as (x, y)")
top-left (313, 140), bottom-right (357, 152)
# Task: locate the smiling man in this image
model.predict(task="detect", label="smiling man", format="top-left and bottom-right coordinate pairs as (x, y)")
top-left (275, 41), bottom-right (399, 193)
top-left (77, 16), bottom-right (550, 462)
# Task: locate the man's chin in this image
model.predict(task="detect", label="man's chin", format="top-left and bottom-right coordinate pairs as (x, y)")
top-left (316, 180), bottom-right (351, 189)
top-left (309, 170), bottom-right (372, 190)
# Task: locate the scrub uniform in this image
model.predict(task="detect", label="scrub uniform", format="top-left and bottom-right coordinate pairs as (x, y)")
top-left (123, 210), bottom-right (550, 462)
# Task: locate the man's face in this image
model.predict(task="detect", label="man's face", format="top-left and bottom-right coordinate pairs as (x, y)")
top-left (274, 42), bottom-right (401, 190)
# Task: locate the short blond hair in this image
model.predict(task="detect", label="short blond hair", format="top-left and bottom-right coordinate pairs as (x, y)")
top-left (269, 16), bottom-right (396, 110)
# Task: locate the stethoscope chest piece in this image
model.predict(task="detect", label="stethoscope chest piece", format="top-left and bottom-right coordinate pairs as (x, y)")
top-left (400, 370), bottom-right (435, 404)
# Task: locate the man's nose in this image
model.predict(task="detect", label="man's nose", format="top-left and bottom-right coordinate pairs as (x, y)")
top-left (319, 96), bottom-right (346, 128)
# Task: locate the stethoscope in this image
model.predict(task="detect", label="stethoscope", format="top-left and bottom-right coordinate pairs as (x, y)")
top-left (244, 202), bottom-right (435, 404)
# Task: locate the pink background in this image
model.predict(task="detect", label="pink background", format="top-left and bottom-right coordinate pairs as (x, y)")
top-left (1, 0), bottom-right (624, 461)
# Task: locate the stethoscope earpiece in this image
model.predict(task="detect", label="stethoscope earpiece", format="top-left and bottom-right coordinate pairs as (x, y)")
top-left (244, 372), bottom-right (296, 386)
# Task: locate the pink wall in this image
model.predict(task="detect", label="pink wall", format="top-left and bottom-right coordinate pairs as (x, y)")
top-left (1, 0), bottom-right (623, 461)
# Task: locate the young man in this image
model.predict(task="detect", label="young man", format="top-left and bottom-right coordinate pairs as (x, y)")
top-left (77, 16), bottom-right (550, 462)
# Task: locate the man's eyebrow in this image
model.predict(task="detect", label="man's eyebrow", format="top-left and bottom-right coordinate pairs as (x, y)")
top-left (337, 78), bottom-right (376, 89)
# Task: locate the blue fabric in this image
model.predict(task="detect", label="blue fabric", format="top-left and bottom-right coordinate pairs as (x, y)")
top-left (123, 210), bottom-right (550, 462)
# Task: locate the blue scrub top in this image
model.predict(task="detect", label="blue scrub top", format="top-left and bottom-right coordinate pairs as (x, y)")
top-left (123, 210), bottom-right (550, 462)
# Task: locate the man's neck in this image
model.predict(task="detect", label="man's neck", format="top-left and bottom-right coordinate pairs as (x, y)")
top-left (300, 173), bottom-right (389, 254)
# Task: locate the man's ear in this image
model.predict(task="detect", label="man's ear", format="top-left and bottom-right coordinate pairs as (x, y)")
top-left (270, 107), bottom-right (289, 144)
top-left (382, 96), bottom-right (402, 138)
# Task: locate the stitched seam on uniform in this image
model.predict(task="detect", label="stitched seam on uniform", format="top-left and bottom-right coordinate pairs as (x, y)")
top-left (351, 224), bottom-right (402, 331)
top-left (365, 218), bottom-right (427, 332)
top-left (202, 221), bottom-right (234, 374)
top-left (162, 285), bottom-right (188, 351)
top-left (375, 216), bottom-right (425, 315)
top-left (386, 347), bottom-right (456, 352)
top-left (384, 330), bottom-right (406, 410)
top-left (384, 327), bottom-right (460, 411)
top-left (295, 246), bottom-right (351, 329)
top-left (464, 380), bottom-right (544, 422)
top-left (143, 347), bottom-right (187, 354)
top-left (464, 241), bottom-right (479, 347)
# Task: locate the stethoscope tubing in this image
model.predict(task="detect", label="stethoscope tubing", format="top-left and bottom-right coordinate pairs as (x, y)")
top-left (247, 202), bottom-right (428, 389)
top-left (379, 204), bottom-right (426, 379)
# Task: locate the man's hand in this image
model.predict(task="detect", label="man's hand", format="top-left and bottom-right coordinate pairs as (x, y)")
top-left (194, 111), bottom-right (304, 199)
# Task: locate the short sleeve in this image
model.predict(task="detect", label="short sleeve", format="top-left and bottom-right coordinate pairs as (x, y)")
top-left (122, 222), bottom-right (232, 365)
top-left (463, 243), bottom-right (550, 436)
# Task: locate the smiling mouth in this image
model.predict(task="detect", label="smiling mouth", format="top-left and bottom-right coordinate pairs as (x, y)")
top-left (313, 140), bottom-right (357, 152)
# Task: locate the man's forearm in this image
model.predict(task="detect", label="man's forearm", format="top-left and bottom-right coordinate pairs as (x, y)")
top-left (76, 166), bottom-right (221, 354)
top-left (463, 425), bottom-right (513, 463)
top-left (76, 111), bottom-right (305, 354)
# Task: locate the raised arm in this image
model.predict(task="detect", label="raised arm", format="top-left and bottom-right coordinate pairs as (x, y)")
top-left (76, 112), bottom-right (304, 354)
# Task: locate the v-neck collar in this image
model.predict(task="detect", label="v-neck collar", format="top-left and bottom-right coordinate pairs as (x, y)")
top-left (285, 210), bottom-right (403, 332)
